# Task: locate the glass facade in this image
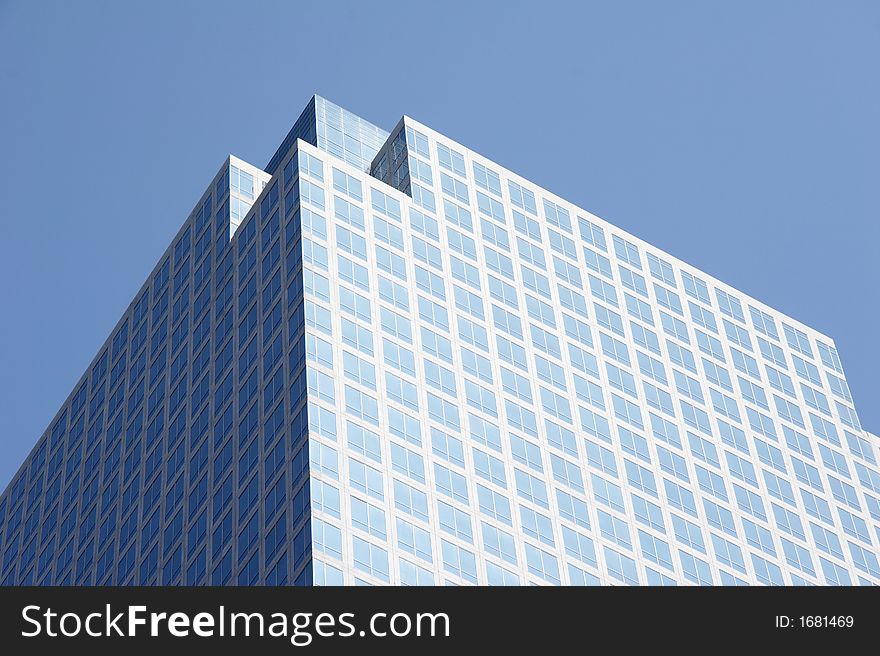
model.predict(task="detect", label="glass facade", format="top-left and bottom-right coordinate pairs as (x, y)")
top-left (265, 96), bottom-right (388, 177)
top-left (1, 97), bottom-right (877, 587)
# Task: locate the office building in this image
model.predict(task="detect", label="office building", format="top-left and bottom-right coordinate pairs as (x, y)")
top-left (1, 96), bottom-right (877, 586)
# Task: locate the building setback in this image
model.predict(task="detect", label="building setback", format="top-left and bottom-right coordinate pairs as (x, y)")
top-left (1, 96), bottom-right (877, 586)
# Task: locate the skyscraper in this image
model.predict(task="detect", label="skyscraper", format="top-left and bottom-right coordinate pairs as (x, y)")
top-left (1, 96), bottom-right (877, 586)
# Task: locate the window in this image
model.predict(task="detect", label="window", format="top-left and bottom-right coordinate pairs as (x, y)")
top-left (750, 306), bottom-right (779, 340)
top-left (425, 359), bottom-right (457, 397)
top-left (721, 319), bottom-right (752, 352)
top-left (734, 484), bottom-right (767, 521)
top-left (820, 558), bottom-right (851, 585)
top-left (438, 501), bottom-right (473, 544)
top-left (564, 314), bottom-right (594, 347)
top-left (509, 180), bottom-right (537, 214)
top-left (345, 386), bottom-right (379, 425)
top-left (443, 198), bottom-right (473, 231)
top-left (493, 305), bottom-right (523, 340)
top-left (477, 484), bottom-right (512, 525)
top-left (589, 275), bottom-right (618, 307)
top-left (543, 199), bottom-right (572, 233)
top-left (550, 453), bottom-right (583, 491)
top-left (817, 342), bottom-right (843, 373)
top-left (378, 276), bottom-right (409, 311)
top-left (578, 216), bottom-right (607, 251)
top-left (674, 370), bottom-right (704, 403)
top-left (619, 266), bottom-right (648, 297)
top-left (598, 509), bottom-right (632, 549)
top-left (350, 496), bottom-right (387, 540)
top-left (375, 216), bottom-right (404, 249)
top-left (312, 518), bottom-right (342, 561)
top-left (626, 293), bottom-right (653, 325)
top-left (341, 317), bottom-right (373, 355)
top-left (668, 340), bottom-right (697, 373)
top-left (689, 301), bottom-right (717, 333)
top-left (389, 407), bottom-right (421, 446)
top-left (332, 168), bottom-right (362, 202)
top-left (625, 459), bottom-right (656, 497)
top-left (665, 479), bottom-right (697, 516)
top-left (680, 551), bottom-right (713, 585)
top-left (651, 413), bottom-right (681, 448)
top-left (513, 209), bottom-right (541, 240)
top-left (338, 254), bottom-right (369, 291)
top-left (710, 388), bottom-right (741, 421)
top-left (612, 235), bottom-right (641, 269)
top-left (376, 240), bottom-right (408, 282)
top-left (639, 530), bottom-right (674, 571)
top-left (703, 499), bottom-right (736, 536)
top-left (751, 553), bottom-right (784, 586)
top-left (413, 325), bottom-right (445, 370)
top-left (347, 421), bottom-right (381, 463)
top-left (391, 442), bottom-right (425, 483)
top-left (521, 505), bottom-right (555, 546)
top-left (437, 143), bottom-right (466, 176)
top-left (428, 393), bottom-right (460, 430)
top-left (681, 271), bottom-right (710, 304)
top-left (581, 409), bottom-right (612, 444)
top-left (604, 547), bottom-right (639, 585)
top-left (632, 322), bottom-right (661, 355)
top-left (557, 489), bottom-right (590, 528)
top-left (696, 330), bottom-right (725, 361)
top-left (453, 339), bottom-right (484, 378)
top-left (658, 445), bottom-right (689, 481)
top-left (612, 394), bottom-right (642, 430)
top-left (473, 161), bottom-right (502, 196)
top-left (432, 427), bottom-right (465, 468)
top-left (793, 354), bottom-right (821, 385)
top-left (335, 196), bottom-right (364, 231)
top-left (525, 544), bottom-right (560, 584)
top-left (394, 479), bottom-right (428, 521)
top-left (380, 307), bottom-right (412, 343)
top-left (409, 207), bottom-right (439, 240)
top-left (774, 395), bottom-right (804, 428)
top-left (592, 473), bottom-right (625, 511)
top-left (518, 237), bottom-right (546, 268)
top-left (563, 526), bottom-right (597, 568)
top-left (415, 265), bottom-right (445, 300)
top-left (723, 423), bottom-right (752, 459)
top-left (399, 559), bottom-right (434, 586)
top-left (716, 288), bottom-right (745, 322)
top-left (661, 312), bottom-right (689, 344)
top-left (594, 303), bottom-right (624, 336)
top-left (482, 522), bottom-right (517, 564)
top-left (783, 324), bottom-right (813, 357)
top-left (343, 351), bottom-right (376, 389)
top-left (810, 522), bottom-right (843, 558)
top-left (397, 517), bottom-right (433, 563)
top-left (584, 247), bottom-right (612, 278)
top-left (300, 179), bottom-right (325, 210)
top-left (514, 469), bottom-right (548, 508)
top-left (601, 333), bottom-right (630, 367)
top-left (632, 494), bottom-right (665, 531)
top-left (453, 285), bottom-right (486, 321)
top-left (383, 338), bottom-right (415, 376)
top-left (697, 465), bottom-right (728, 501)
top-left (352, 536), bottom-right (389, 582)
top-left (647, 253), bottom-right (675, 285)
top-left (441, 540), bottom-right (478, 583)
top-left (477, 191), bottom-right (505, 222)
top-left (371, 187), bottom-right (401, 221)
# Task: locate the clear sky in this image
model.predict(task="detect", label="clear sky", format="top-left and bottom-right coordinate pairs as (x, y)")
top-left (0, 0), bottom-right (877, 489)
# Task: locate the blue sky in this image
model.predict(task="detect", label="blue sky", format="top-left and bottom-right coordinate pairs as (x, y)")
top-left (0, 0), bottom-right (877, 488)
